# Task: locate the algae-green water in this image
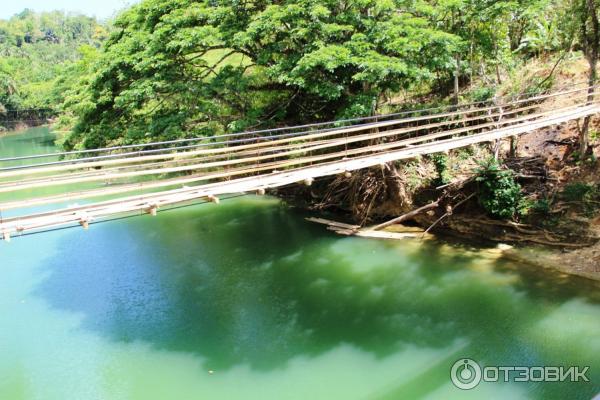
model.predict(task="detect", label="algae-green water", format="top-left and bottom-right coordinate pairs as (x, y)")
top-left (1, 127), bottom-right (599, 399)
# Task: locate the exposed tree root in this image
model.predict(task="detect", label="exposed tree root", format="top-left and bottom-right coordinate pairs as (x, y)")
top-left (276, 148), bottom-right (600, 249)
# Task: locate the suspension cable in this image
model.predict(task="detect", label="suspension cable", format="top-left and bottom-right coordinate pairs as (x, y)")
top-left (1, 81), bottom-right (593, 164)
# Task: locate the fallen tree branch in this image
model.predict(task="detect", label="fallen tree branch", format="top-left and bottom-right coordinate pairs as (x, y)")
top-left (421, 193), bottom-right (476, 237)
top-left (435, 176), bottom-right (474, 191)
top-left (370, 199), bottom-right (441, 231)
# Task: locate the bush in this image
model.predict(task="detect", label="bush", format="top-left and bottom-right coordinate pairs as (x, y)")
top-left (561, 182), bottom-right (595, 202)
top-left (532, 198), bottom-right (551, 214)
top-left (469, 86), bottom-right (496, 103)
top-left (455, 146), bottom-right (475, 160)
top-left (517, 197), bottom-right (551, 218)
top-left (431, 152), bottom-right (451, 185)
top-left (560, 182), bottom-right (600, 215)
top-left (475, 158), bottom-right (522, 219)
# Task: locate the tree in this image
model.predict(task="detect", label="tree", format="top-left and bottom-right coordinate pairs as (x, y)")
top-left (0, 9), bottom-right (107, 116)
top-left (575, 0), bottom-right (600, 156)
top-left (63, 0), bottom-right (461, 150)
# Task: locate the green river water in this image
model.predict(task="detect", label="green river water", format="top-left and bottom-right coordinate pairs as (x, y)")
top-left (0, 127), bottom-right (599, 400)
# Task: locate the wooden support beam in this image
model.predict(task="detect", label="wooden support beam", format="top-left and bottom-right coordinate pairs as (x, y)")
top-left (146, 204), bottom-right (158, 216)
top-left (208, 194), bottom-right (220, 204)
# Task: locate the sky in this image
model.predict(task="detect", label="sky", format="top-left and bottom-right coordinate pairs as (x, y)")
top-left (0, 0), bottom-right (137, 20)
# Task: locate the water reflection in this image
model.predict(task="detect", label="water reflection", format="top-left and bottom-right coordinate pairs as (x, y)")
top-left (32, 197), bottom-right (600, 399)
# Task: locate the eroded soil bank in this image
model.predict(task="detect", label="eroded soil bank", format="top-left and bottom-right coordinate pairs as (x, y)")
top-left (276, 115), bottom-right (600, 281)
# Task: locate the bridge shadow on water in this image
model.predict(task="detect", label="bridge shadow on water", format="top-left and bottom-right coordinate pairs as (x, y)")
top-left (35, 197), bottom-right (600, 399)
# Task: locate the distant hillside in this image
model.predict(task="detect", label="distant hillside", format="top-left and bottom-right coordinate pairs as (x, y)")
top-left (0, 9), bottom-right (109, 126)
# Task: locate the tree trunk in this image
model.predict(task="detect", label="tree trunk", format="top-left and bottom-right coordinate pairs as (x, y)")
top-left (510, 136), bottom-right (518, 158)
top-left (579, 0), bottom-right (599, 157)
top-left (579, 63), bottom-right (597, 155)
top-left (469, 36), bottom-right (474, 91)
top-left (493, 39), bottom-right (502, 84)
top-left (454, 54), bottom-right (460, 105)
top-left (580, 59), bottom-right (596, 156)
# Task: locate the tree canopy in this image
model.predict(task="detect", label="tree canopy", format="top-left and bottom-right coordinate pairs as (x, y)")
top-left (2, 1), bottom-right (596, 149)
top-left (64, 0), bottom-right (465, 149)
top-left (0, 10), bottom-right (107, 117)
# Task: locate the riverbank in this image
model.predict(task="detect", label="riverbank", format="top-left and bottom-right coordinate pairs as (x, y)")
top-left (277, 111), bottom-right (600, 281)
top-left (307, 214), bottom-right (600, 281)
top-left (0, 119), bottom-right (53, 134)
top-left (502, 243), bottom-right (600, 281)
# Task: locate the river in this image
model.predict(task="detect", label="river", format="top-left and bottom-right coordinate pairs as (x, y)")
top-left (0, 127), bottom-right (599, 399)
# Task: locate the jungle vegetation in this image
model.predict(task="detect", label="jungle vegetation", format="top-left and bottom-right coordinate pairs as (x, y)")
top-left (0, 1), bottom-right (598, 150)
top-left (0, 9), bottom-right (108, 124)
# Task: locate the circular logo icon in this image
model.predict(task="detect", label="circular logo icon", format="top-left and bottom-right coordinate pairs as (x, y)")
top-left (450, 358), bottom-right (482, 390)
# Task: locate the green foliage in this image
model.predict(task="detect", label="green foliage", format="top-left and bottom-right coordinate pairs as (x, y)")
top-left (475, 158), bottom-right (523, 219)
top-left (430, 152), bottom-right (452, 185)
top-left (63, 0), bottom-right (463, 149)
top-left (561, 182), bottom-right (599, 202)
top-left (560, 182), bottom-right (600, 216)
top-left (517, 197), bottom-right (535, 217)
top-left (504, 69), bottom-right (555, 99)
top-left (532, 198), bottom-right (551, 214)
top-left (400, 159), bottom-right (425, 192)
top-left (59, 0), bottom-right (575, 149)
top-left (0, 10), bottom-right (107, 115)
top-left (454, 146), bottom-right (476, 161)
top-left (517, 197), bottom-right (551, 217)
top-left (516, 15), bottom-right (563, 56)
top-left (469, 86), bottom-right (496, 103)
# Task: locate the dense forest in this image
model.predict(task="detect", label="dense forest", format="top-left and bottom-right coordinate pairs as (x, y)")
top-left (0, 1), bottom-right (598, 146)
top-left (0, 9), bottom-right (108, 127)
top-left (56, 0), bottom-right (599, 152)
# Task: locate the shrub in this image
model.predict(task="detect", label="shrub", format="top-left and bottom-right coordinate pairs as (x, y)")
top-left (469, 86), bottom-right (496, 103)
top-left (561, 182), bottom-right (595, 202)
top-left (475, 158), bottom-right (523, 219)
top-left (517, 197), bottom-right (551, 218)
top-left (431, 152), bottom-right (451, 185)
top-left (455, 146), bottom-right (475, 160)
top-left (532, 198), bottom-right (551, 214)
top-left (560, 182), bottom-right (600, 215)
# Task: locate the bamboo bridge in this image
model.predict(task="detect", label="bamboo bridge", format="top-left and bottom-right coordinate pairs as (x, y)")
top-left (1, 85), bottom-right (599, 241)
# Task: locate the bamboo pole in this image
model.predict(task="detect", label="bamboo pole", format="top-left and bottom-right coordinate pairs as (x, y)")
top-left (2, 85), bottom-right (596, 179)
top-left (2, 103), bottom-right (598, 236)
top-left (0, 102), bottom-right (597, 214)
top-left (0, 99), bottom-right (590, 193)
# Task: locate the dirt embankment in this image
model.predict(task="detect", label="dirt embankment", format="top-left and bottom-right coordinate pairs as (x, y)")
top-left (0, 119), bottom-right (52, 133)
top-left (276, 110), bottom-right (600, 281)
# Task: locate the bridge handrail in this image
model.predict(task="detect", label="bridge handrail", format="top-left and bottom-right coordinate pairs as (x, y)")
top-left (0, 99), bottom-right (596, 204)
top-left (1, 100), bottom-right (598, 238)
top-left (0, 90), bottom-right (590, 178)
top-left (0, 82), bottom-right (595, 164)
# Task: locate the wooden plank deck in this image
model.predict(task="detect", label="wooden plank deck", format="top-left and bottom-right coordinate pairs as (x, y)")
top-left (0, 91), bottom-right (598, 239)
